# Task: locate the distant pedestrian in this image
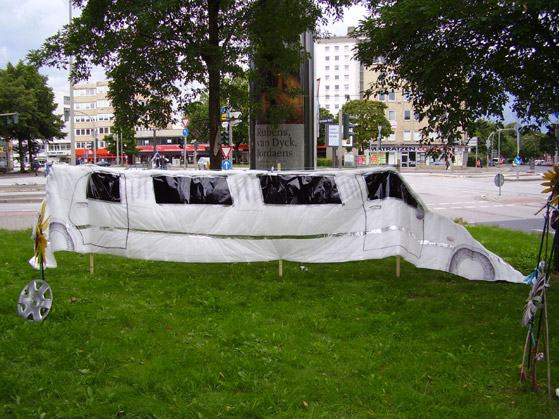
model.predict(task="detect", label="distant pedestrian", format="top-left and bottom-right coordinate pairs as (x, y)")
top-left (32, 160), bottom-right (40, 176)
top-left (44, 161), bottom-right (52, 177)
top-left (161, 155), bottom-right (169, 170)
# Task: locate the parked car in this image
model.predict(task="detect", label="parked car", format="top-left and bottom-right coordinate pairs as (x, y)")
top-left (96, 161), bottom-right (110, 167)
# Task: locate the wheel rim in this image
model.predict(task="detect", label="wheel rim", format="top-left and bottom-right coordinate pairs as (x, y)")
top-left (18, 280), bottom-right (53, 322)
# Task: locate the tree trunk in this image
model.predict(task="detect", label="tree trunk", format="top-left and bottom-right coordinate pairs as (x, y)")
top-left (207, 0), bottom-right (221, 170)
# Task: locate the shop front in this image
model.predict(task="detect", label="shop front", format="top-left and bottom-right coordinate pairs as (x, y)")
top-left (362, 146), bottom-right (467, 169)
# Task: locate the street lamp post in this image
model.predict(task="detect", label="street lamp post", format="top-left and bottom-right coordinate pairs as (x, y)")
top-left (68, 0), bottom-right (75, 166)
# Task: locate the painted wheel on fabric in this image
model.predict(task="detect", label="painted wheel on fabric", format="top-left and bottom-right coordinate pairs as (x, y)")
top-left (18, 280), bottom-right (53, 322)
top-left (448, 247), bottom-right (495, 281)
top-left (49, 221), bottom-right (76, 252)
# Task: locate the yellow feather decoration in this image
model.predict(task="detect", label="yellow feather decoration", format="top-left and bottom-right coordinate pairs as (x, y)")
top-left (541, 165), bottom-right (559, 205)
top-left (34, 201), bottom-right (50, 266)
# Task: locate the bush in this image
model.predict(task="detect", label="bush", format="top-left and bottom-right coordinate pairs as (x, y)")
top-left (317, 158), bottom-right (332, 167)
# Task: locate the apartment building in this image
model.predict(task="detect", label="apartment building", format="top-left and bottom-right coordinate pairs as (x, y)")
top-left (315, 30), bottom-right (466, 168)
top-left (314, 30), bottom-right (362, 114)
top-left (71, 80), bottom-right (114, 162)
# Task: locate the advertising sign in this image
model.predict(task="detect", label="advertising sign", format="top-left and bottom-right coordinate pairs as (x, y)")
top-left (251, 32), bottom-right (314, 170)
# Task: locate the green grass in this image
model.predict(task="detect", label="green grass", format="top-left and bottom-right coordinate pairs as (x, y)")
top-left (0, 226), bottom-right (557, 417)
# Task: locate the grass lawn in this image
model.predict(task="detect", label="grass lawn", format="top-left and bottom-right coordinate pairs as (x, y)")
top-left (1, 226), bottom-right (557, 417)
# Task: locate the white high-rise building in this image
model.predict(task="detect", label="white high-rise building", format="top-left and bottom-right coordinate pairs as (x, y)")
top-left (314, 29), bottom-right (362, 115)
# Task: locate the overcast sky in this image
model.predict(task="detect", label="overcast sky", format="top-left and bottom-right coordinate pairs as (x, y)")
top-left (0, 1), bottom-right (368, 93)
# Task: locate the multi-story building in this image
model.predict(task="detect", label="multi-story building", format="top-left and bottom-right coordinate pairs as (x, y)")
top-left (315, 29), bottom-right (466, 168)
top-left (314, 29), bottom-right (362, 115)
top-left (71, 80), bottom-right (114, 163)
top-left (46, 81), bottom-right (192, 165)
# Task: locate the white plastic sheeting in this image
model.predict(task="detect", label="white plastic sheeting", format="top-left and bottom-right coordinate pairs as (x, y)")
top-left (31, 165), bottom-right (525, 283)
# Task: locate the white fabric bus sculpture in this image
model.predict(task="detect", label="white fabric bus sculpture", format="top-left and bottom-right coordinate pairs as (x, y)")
top-left (32, 165), bottom-right (525, 284)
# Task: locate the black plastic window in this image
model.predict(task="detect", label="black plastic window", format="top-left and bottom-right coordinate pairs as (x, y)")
top-left (86, 172), bottom-right (121, 202)
top-left (260, 175), bottom-right (342, 205)
top-left (363, 172), bottom-right (420, 209)
top-left (153, 176), bottom-right (233, 205)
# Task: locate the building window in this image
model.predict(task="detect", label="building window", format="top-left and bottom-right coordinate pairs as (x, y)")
top-left (325, 75), bottom-right (330, 81)
top-left (325, 56), bottom-right (330, 61)
top-left (325, 95), bottom-right (330, 100)
top-left (76, 128), bottom-right (93, 136)
top-left (335, 56), bottom-right (339, 61)
top-left (325, 46), bottom-right (330, 52)
top-left (97, 100), bottom-right (111, 108)
top-left (325, 66), bottom-right (330, 71)
top-left (404, 110), bottom-right (411, 121)
top-left (344, 45), bottom-right (349, 51)
top-left (334, 85), bottom-right (339, 91)
top-left (344, 75), bottom-right (349, 80)
top-left (403, 91), bottom-right (411, 102)
top-left (378, 93), bottom-right (386, 101)
top-left (325, 85), bottom-right (330, 91)
top-left (75, 115), bottom-right (95, 123)
top-left (414, 113), bottom-right (420, 121)
top-left (335, 45), bottom-right (339, 51)
top-left (344, 65), bottom-right (349, 70)
top-left (325, 104), bottom-right (330, 110)
top-left (388, 110), bottom-right (396, 121)
top-left (404, 130), bottom-right (412, 141)
top-left (335, 75), bottom-right (339, 80)
top-left (75, 88), bottom-right (96, 97)
top-left (97, 85), bottom-right (108, 94)
top-left (344, 84), bottom-right (349, 91)
top-left (334, 104), bottom-right (339, 110)
top-left (414, 131), bottom-right (421, 141)
top-left (388, 91), bottom-right (396, 101)
top-left (344, 55), bottom-right (349, 61)
top-left (75, 102), bottom-right (96, 110)
top-left (334, 65), bottom-right (339, 71)
top-left (388, 133), bottom-right (396, 142)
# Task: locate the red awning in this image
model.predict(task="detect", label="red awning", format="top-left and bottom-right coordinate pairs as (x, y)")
top-left (137, 144), bottom-right (209, 153)
top-left (75, 148), bottom-right (113, 157)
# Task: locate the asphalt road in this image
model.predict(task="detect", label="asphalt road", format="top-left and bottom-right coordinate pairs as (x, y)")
top-left (401, 168), bottom-right (547, 234)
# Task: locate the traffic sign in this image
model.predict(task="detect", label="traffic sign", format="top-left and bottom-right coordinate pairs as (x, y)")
top-left (319, 118), bottom-right (333, 124)
top-left (181, 117), bottom-right (190, 128)
top-left (222, 159), bottom-right (232, 170)
top-left (513, 156), bottom-right (523, 166)
top-left (221, 107), bottom-right (229, 121)
top-left (183, 128), bottom-right (189, 137)
top-left (494, 173), bottom-right (505, 187)
top-left (221, 146), bottom-right (233, 159)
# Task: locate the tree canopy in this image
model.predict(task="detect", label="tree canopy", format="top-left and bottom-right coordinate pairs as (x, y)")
top-left (355, 0), bottom-right (559, 144)
top-left (340, 99), bottom-right (391, 151)
top-left (0, 61), bottom-right (65, 170)
top-left (30, 0), bottom-right (355, 169)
